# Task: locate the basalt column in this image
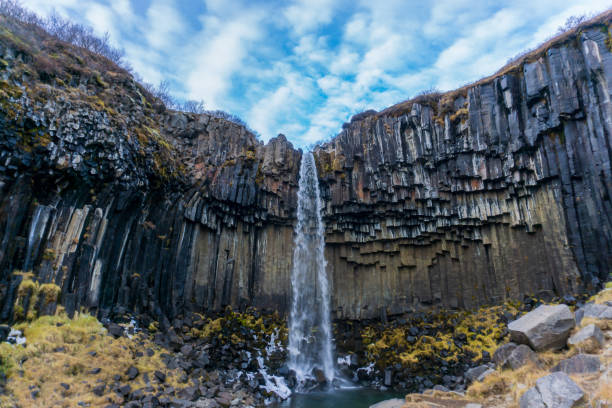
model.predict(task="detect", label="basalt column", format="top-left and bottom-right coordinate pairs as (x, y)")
top-left (315, 25), bottom-right (612, 320)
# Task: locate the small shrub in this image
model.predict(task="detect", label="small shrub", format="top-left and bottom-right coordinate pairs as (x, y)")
top-left (556, 14), bottom-right (590, 35)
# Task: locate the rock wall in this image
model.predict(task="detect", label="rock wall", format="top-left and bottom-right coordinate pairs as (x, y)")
top-left (0, 15), bottom-right (301, 322)
top-left (314, 24), bottom-right (612, 319)
top-left (1, 14), bottom-right (612, 323)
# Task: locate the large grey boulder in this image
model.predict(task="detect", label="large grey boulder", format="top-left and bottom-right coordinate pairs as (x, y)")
top-left (567, 324), bottom-right (605, 352)
top-left (551, 354), bottom-right (601, 375)
top-left (519, 372), bottom-right (584, 408)
top-left (492, 342), bottom-right (517, 367)
top-left (504, 344), bottom-right (541, 370)
top-left (508, 305), bottom-right (575, 351)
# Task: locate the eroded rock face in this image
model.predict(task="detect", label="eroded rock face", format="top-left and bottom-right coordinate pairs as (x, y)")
top-left (313, 25), bottom-right (612, 319)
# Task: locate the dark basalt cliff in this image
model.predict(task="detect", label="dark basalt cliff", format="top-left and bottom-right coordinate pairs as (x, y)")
top-left (314, 22), bottom-right (612, 319)
top-left (0, 16), bottom-right (301, 323)
top-left (0, 13), bottom-right (611, 323)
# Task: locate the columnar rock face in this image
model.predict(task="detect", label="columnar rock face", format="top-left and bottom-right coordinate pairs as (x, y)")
top-left (0, 16), bottom-right (300, 321)
top-left (1, 14), bottom-right (612, 323)
top-left (314, 23), bottom-right (612, 319)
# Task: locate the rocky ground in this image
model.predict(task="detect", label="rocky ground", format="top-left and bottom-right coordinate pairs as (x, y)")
top-left (0, 307), bottom-right (291, 408)
top-left (2, 283), bottom-right (608, 408)
top-left (372, 283), bottom-right (612, 408)
top-left (335, 292), bottom-right (591, 394)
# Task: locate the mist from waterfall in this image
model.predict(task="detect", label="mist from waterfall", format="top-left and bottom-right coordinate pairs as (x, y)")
top-left (288, 151), bottom-right (334, 389)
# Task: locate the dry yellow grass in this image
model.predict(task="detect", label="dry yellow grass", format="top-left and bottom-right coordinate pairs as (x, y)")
top-left (580, 316), bottom-right (612, 331)
top-left (0, 313), bottom-right (185, 408)
top-left (589, 287), bottom-right (612, 305)
top-left (591, 379), bottom-right (612, 405)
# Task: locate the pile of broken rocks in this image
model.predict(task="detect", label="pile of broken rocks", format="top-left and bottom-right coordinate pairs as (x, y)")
top-left (467, 297), bottom-right (611, 408)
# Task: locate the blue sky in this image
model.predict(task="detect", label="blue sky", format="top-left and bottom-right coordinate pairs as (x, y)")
top-left (21, 0), bottom-right (612, 147)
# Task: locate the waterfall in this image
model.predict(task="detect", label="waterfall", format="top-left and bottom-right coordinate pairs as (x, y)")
top-left (288, 151), bottom-right (334, 388)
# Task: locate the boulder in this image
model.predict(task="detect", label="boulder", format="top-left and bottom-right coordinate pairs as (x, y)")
top-left (369, 398), bottom-right (405, 408)
top-left (106, 323), bottom-right (124, 338)
top-left (126, 366), bottom-right (139, 380)
top-left (575, 303), bottom-right (612, 325)
top-left (551, 354), bottom-right (600, 375)
top-left (92, 384), bottom-right (106, 396)
top-left (313, 368), bottom-right (327, 384)
top-left (567, 324), bottom-right (604, 352)
top-left (465, 365), bottom-right (493, 383)
top-left (520, 388), bottom-right (546, 408)
top-left (508, 305), bottom-right (574, 351)
top-left (492, 342), bottom-right (518, 367)
top-left (519, 372), bottom-right (584, 408)
top-left (504, 344), bottom-right (541, 370)
top-left (383, 368), bottom-right (393, 387)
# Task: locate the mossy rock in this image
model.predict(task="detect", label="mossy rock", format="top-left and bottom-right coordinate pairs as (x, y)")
top-left (12, 274), bottom-right (61, 322)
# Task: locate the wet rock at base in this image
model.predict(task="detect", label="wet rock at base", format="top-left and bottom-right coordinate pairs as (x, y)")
top-left (508, 305), bottom-right (574, 351)
top-left (312, 368), bottom-right (327, 384)
top-left (106, 323), bottom-right (124, 339)
top-left (519, 372), bottom-right (584, 408)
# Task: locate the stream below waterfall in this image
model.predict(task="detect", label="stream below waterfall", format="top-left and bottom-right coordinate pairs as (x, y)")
top-left (273, 389), bottom-right (405, 408)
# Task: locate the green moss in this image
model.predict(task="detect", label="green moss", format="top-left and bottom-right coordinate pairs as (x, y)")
top-left (255, 163), bottom-right (264, 186)
top-left (0, 25), bottom-right (32, 55)
top-left (93, 73), bottom-right (109, 88)
top-left (39, 283), bottom-right (61, 306)
top-left (190, 309), bottom-right (287, 355)
top-left (148, 321), bottom-right (159, 332)
top-left (360, 303), bottom-right (518, 372)
top-left (42, 248), bottom-right (56, 261)
top-left (222, 158), bottom-right (236, 168)
top-left (601, 24), bottom-right (612, 52)
top-left (13, 275), bottom-right (61, 322)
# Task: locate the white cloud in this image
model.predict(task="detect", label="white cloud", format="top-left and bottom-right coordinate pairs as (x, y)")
top-left (283, 0), bottom-right (338, 36)
top-left (145, 0), bottom-right (185, 49)
top-left (185, 11), bottom-right (264, 109)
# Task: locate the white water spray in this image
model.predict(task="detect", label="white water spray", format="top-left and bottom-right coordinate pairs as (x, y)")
top-left (288, 151), bottom-right (334, 388)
